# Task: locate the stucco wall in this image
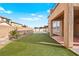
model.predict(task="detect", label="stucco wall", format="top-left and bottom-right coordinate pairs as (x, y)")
top-left (0, 24), bottom-right (13, 38)
top-left (49, 4), bottom-right (66, 21)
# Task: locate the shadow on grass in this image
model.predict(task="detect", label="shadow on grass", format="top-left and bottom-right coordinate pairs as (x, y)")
top-left (35, 42), bottom-right (64, 48)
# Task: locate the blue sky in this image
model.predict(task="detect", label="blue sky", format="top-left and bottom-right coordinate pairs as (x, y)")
top-left (0, 3), bottom-right (56, 28)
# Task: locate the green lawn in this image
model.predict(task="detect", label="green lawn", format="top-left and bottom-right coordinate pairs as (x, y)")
top-left (0, 33), bottom-right (77, 56)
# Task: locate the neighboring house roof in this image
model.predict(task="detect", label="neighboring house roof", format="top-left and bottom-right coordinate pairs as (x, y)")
top-left (0, 23), bottom-right (10, 26)
top-left (17, 26), bottom-right (33, 31)
top-left (0, 16), bottom-right (33, 30)
top-left (0, 16), bottom-right (4, 18)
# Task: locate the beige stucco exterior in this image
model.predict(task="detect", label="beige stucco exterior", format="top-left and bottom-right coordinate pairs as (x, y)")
top-left (0, 23), bottom-right (13, 38)
top-left (0, 16), bottom-right (33, 38)
top-left (48, 3), bottom-right (79, 48)
top-left (0, 17), bottom-right (13, 38)
top-left (34, 26), bottom-right (48, 33)
top-left (0, 16), bottom-right (7, 23)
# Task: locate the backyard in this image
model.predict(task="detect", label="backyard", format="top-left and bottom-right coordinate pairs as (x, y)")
top-left (0, 33), bottom-right (77, 56)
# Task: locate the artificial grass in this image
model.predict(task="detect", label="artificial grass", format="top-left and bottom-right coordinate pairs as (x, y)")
top-left (0, 33), bottom-right (77, 56)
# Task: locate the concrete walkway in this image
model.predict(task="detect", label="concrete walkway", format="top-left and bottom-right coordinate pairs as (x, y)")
top-left (0, 36), bottom-right (11, 49)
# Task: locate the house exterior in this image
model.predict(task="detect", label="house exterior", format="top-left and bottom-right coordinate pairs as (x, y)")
top-left (0, 16), bottom-right (33, 38)
top-left (34, 26), bottom-right (48, 33)
top-left (0, 16), bottom-right (7, 23)
top-left (0, 16), bottom-right (13, 38)
top-left (48, 3), bottom-right (79, 48)
top-left (10, 22), bottom-right (33, 35)
top-left (34, 27), bottom-right (40, 32)
top-left (43, 25), bottom-right (48, 32)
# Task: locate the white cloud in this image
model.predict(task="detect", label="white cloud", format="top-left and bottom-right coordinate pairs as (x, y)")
top-left (34, 17), bottom-right (41, 20)
top-left (0, 7), bottom-right (12, 14)
top-left (37, 15), bottom-right (44, 18)
top-left (31, 14), bottom-right (44, 18)
top-left (4, 10), bottom-right (12, 14)
top-left (47, 9), bottom-right (50, 13)
top-left (0, 7), bottom-right (5, 11)
top-left (20, 18), bottom-right (33, 21)
top-left (19, 13), bottom-right (46, 21)
top-left (31, 14), bottom-right (36, 16)
top-left (19, 17), bottom-right (41, 21)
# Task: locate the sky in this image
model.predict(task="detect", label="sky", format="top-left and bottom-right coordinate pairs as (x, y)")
top-left (0, 3), bottom-right (56, 28)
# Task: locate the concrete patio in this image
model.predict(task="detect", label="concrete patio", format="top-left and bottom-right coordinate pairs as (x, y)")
top-left (51, 34), bottom-right (79, 55)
